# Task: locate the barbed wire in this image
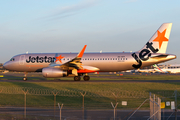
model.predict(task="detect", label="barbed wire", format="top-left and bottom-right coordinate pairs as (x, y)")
top-left (0, 87), bottom-right (178, 98)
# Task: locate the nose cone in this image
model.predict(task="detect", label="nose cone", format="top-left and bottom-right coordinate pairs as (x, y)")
top-left (3, 61), bottom-right (11, 70)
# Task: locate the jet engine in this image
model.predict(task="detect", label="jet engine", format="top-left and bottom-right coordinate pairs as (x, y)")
top-left (42, 67), bottom-right (67, 78)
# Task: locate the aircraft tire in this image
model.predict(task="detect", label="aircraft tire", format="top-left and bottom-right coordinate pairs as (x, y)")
top-left (74, 76), bottom-right (81, 81)
top-left (83, 76), bottom-right (90, 81)
top-left (23, 77), bottom-right (27, 81)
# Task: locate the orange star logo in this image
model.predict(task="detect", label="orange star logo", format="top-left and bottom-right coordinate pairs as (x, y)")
top-left (55, 55), bottom-right (64, 63)
top-left (153, 29), bottom-right (168, 49)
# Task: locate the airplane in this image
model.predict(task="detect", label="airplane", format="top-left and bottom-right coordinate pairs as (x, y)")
top-left (135, 68), bottom-right (156, 73)
top-left (153, 64), bottom-right (180, 74)
top-left (3, 23), bottom-right (176, 81)
top-left (133, 64), bottom-right (163, 73)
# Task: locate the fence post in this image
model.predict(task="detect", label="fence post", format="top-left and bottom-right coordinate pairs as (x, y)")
top-left (162, 97), bottom-right (165, 120)
top-left (58, 103), bottom-right (63, 120)
top-left (149, 92), bottom-right (152, 120)
top-left (111, 102), bottom-right (118, 120)
top-left (158, 97), bottom-right (161, 120)
top-left (153, 94), bottom-right (155, 120)
top-left (175, 90), bottom-right (177, 120)
top-left (52, 91), bottom-right (58, 118)
top-left (22, 90), bottom-right (28, 119)
top-left (148, 93), bottom-right (161, 120)
top-left (80, 92), bottom-right (86, 120)
top-left (112, 92), bottom-right (118, 119)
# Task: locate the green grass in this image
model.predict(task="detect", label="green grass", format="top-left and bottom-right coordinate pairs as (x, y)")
top-left (0, 81), bottom-right (179, 109)
top-left (0, 73), bottom-right (180, 110)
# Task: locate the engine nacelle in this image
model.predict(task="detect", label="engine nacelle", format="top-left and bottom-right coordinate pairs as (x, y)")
top-left (42, 67), bottom-right (67, 78)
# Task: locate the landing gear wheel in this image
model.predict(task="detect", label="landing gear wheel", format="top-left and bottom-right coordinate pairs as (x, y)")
top-left (83, 76), bottom-right (90, 81)
top-left (23, 72), bottom-right (28, 81)
top-left (74, 76), bottom-right (81, 81)
top-left (23, 77), bottom-right (27, 81)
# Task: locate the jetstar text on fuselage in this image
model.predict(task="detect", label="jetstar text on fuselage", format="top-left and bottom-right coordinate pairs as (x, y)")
top-left (26, 56), bottom-right (56, 63)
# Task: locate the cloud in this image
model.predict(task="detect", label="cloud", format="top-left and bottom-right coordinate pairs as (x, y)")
top-left (47, 0), bottom-right (99, 20)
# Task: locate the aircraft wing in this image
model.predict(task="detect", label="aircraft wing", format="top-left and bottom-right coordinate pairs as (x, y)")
top-left (49, 45), bottom-right (99, 75)
top-left (50, 45), bottom-right (87, 71)
top-left (61, 45), bottom-right (87, 70)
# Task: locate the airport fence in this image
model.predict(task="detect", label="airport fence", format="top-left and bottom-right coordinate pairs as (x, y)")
top-left (0, 86), bottom-right (177, 97)
top-left (0, 87), bottom-right (179, 119)
top-left (0, 86), bottom-right (150, 98)
top-left (0, 87), bottom-right (178, 108)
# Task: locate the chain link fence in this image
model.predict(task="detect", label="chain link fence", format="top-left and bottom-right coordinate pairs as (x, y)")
top-left (0, 87), bottom-right (179, 120)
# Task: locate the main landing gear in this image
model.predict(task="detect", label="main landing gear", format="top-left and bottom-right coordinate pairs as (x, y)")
top-left (74, 76), bottom-right (81, 81)
top-left (83, 75), bottom-right (90, 81)
top-left (74, 75), bottom-right (90, 81)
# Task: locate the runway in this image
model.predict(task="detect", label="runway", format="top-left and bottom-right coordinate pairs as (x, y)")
top-left (0, 72), bottom-right (180, 83)
top-left (1, 72), bottom-right (180, 83)
top-left (1, 79), bottom-right (180, 83)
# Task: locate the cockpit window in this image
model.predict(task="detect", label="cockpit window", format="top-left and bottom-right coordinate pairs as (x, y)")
top-left (10, 58), bottom-right (15, 61)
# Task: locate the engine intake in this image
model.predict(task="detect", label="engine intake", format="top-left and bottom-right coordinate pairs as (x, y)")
top-left (42, 67), bottom-right (67, 78)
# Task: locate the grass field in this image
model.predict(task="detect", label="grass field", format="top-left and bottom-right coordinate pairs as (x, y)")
top-left (0, 73), bottom-right (180, 110)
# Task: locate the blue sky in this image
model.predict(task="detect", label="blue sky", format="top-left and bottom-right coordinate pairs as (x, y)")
top-left (0, 0), bottom-right (180, 64)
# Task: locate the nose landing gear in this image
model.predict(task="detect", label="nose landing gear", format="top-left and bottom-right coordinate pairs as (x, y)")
top-left (23, 72), bottom-right (27, 81)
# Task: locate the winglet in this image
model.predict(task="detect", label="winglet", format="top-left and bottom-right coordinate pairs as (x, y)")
top-left (77, 45), bottom-right (87, 58)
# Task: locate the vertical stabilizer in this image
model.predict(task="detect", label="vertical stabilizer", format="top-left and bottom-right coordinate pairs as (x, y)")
top-left (138, 23), bottom-right (172, 53)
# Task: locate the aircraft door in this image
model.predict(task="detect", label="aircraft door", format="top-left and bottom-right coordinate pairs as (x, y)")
top-left (19, 55), bottom-right (25, 65)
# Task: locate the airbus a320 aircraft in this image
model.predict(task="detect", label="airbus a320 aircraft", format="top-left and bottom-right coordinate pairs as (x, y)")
top-left (3, 23), bottom-right (176, 81)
